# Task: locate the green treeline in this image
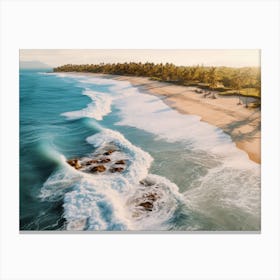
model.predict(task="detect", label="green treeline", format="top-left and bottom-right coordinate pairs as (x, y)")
top-left (54, 62), bottom-right (261, 98)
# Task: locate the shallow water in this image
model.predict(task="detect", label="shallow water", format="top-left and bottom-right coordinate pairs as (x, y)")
top-left (20, 70), bottom-right (261, 231)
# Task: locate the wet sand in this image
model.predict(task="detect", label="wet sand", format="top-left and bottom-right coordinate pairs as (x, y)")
top-left (65, 73), bottom-right (261, 164)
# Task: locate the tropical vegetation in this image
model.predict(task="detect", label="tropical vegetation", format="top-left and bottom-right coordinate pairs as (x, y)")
top-left (54, 62), bottom-right (261, 102)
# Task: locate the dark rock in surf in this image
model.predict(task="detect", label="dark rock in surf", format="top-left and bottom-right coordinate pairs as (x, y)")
top-left (90, 165), bottom-right (106, 173)
top-left (103, 149), bottom-right (116, 156)
top-left (84, 158), bottom-right (111, 165)
top-left (84, 159), bottom-right (99, 165)
top-left (115, 159), bottom-right (126, 165)
top-left (98, 158), bottom-right (111, 163)
top-left (110, 167), bottom-right (124, 173)
top-left (143, 193), bottom-right (158, 202)
top-left (82, 158), bottom-right (111, 166)
top-left (67, 159), bottom-right (82, 169)
top-left (138, 201), bottom-right (153, 211)
top-left (67, 159), bottom-right (78, 166)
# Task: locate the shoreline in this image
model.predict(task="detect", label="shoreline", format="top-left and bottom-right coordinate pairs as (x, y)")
top-left (58, 72), bottom-right (261, 164)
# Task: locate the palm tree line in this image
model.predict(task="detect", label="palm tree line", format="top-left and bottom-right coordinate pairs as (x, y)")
top-left (53, 62), bottom-right (261, 99)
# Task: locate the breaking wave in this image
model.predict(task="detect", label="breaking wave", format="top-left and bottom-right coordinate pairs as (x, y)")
top-left (38, 73), bottom-right (261, 231)
top-left (40, 129), bottom-right (183, 230)
top-left (61, 89), bottom-right (112, 120)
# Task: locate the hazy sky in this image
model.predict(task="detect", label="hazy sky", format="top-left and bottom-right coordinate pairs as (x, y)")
top-left (20, 49), bottom-right (260, 68)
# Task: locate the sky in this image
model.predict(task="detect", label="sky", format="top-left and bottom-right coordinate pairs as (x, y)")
top-left (19, 49), bottom-right (261, 68)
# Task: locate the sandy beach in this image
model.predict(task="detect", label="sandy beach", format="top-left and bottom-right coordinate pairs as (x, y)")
top-left (67, 73), bottom-right (261, 164)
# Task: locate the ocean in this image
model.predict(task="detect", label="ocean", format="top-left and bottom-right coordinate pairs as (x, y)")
top-left (20, 69), bottom-right (261, 231)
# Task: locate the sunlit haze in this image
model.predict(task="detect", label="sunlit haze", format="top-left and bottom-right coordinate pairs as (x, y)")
top-left (20, 49), bottom-right (260, 68)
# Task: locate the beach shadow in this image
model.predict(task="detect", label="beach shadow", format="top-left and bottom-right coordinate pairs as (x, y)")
top-left (146, 96), bottom-right (169, 103)
top-left (221, 111), bottom-right (261, 142)
top-left (145, 90), bottom-right (195, 104)
top-left (154, 108), bottom-right (173, 114)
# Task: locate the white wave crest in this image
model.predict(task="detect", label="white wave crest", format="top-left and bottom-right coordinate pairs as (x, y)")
top-left (50, 73), bottom-right (260, 230)
top-left (61, 74), bottom-right (258, 168)
top-left (40, 129), bottom-right (182, 231)
top-left (61, 89), bottom-right (112, 120)
top-left (86, 129), bottom-right (153, 183)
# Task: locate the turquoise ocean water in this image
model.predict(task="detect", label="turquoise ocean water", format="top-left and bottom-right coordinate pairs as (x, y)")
top-left (20, 70), bottom-right (261, 231)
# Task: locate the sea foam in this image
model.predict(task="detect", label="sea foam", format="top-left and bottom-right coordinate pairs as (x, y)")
top-left (41, 129), bottom-right (183, 230)
top-left (68, 74), bottom-right (258, 169)
top-left (48, 73), bottom-right (261, 230)
top-left (61, 89), bottom-right (112, 120)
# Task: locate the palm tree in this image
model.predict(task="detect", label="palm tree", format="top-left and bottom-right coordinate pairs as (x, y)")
top-left (207, 67), bottom-right (219, 98)
top-left (231, 71), bottom-right (243, 105)
top-left (208, 67), bottom-right (218, 89)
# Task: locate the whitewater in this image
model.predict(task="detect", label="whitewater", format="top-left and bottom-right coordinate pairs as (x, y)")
top-left (20, 70), bottom-right (260, 231)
